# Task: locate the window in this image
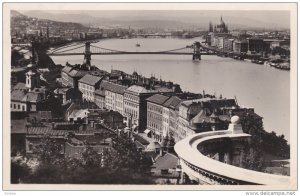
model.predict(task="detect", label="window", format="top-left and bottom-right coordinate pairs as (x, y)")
top-left (18, 105), bottom-right (20, 109)
top-left (14, 104), bottom-right (16, 109)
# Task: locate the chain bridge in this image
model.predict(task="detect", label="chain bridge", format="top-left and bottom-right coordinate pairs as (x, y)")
top-left (47, 41), bottom-right (217, 61)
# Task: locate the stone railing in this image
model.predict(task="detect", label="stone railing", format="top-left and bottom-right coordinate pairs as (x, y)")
top-left (174, 130), bottom-right (290, 185)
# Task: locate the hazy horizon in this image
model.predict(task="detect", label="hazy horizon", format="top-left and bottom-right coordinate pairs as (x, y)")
top-left (18, 10), bottom-right (290, 30)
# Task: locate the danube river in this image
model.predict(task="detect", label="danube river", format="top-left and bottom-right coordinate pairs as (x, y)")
top-left (51, 37), bottom-right (290, 141)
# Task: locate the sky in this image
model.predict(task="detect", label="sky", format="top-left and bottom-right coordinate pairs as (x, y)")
top-left (21, 10), bottom-right (290, 29)
top-left (44, 10), bottom-right (290, 24)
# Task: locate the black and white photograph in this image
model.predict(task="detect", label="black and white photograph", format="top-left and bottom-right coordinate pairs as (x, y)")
top-left (2, 2), bottom-right (297, 191)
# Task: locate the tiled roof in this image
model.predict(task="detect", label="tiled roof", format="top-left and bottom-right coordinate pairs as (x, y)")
top-left (78, 74), bottom-right (102, 86)
top-left (27, 126), bottom-right (107, 136)
top-left (21, 92), bottom-right (42, 103)
top-left (105, 82), bottom-right (127, 95)
top-left (146, 94), bottom-right (170, 105)
top-left (11, 90), bottom-right (26, 101)
top-left (27, 126), bottom-right (67, 136)
top-left (163, 96), bottom-right (182, 109)
top-left (62, 66), bottom-right (73, 73)
top-left (69, 70), bottom-right (86, 78)
top-left (12, 83), bottom-right (28, 91)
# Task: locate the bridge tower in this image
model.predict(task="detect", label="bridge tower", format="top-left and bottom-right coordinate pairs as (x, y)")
top-left (193, 41), bottom-right (201, 60)
top-left (83, 42), bottom-right (91, 68)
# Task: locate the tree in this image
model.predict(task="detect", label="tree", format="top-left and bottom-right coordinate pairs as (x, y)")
top-left (19, 132), bottom-right (154, 184)
top-left (239, 112), bottom-right (290, 162)
top-left (11, 158), bottom-right (31, 184)
top-left (32, 135), bottom-right (64, 165)
top-left (241, 147), bottom-right (264, 172)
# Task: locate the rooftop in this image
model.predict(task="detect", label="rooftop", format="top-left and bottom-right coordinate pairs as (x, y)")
top-left (146, 94), bottom-right (170, 105)
top-left (11, 90), bottom-right (27, 102)
top-left (21, 92), bottom-right (42, 103)
top-left (163, 96), bottom-right (182, 109)
top-left (153, 153), bottom-right (178, 170)
top-left (62, 66), bottom-right (73, 73)
top-left (126, 85), bottom-right (148, 94)
top-left (68, 69), bottom-right (86, 78)
top-left (105, 82), bottom-right (127, 95)
top-left (12, 83), bottom-right (28, 91)
top-left (126, 85), bottom-right (174, 95)
top-left (95, 80), bottom-right (110, 96)
top-left (181, 98), bottom-right (236, 108)
top-left (78, 74), bottom-right (102, 86)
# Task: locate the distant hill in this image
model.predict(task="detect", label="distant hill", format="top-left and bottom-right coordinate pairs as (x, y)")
top-left (11, 10), bottom-right (89, 35)
top-left (11, 10), bottom-right (27, 18)
top-left (20, 10), bottom-right (289, 31)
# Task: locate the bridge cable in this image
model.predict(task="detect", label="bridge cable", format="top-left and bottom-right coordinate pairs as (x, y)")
top-left (51, 43), bottom-right (85, 53)
top-left (52, 45), bottom-right (84, 54)
top-left (90, 44), bottom-right (190, 54)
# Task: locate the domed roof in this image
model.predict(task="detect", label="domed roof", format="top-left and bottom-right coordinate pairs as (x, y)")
top-left (231, 115), bottom-right (240, 124)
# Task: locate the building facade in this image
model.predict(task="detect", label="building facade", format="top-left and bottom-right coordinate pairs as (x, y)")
top-left (104, 82), bottom-right (127, 115)
top-left (233, 40), bottom-right (248, 53)
top-left (78, 74), bottom-right (102, 102)
top-left (248, 38), bottom-right (270, 54)
top-left (61, 65), bottom-right (86, 88)
top-left (94, 80), bottom-right (109, 109)
top-left (146, 94), bottom-right (170, 143)
top-left (124, 85), bottom-right (175, 132)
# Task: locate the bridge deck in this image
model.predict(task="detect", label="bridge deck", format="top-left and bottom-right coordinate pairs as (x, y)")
top-left (48, 52), bottom-right (212, 56)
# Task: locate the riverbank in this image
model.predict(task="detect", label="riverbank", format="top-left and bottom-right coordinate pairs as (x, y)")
top-left (202, 44), bottom-right (290, 71)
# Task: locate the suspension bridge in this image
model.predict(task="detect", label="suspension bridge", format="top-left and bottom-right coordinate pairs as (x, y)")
top-left (47, 41), bottom-right (217, 61)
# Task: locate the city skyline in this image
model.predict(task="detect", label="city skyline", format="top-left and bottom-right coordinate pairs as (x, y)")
top-left (18, 10), bottom-right (290, 30)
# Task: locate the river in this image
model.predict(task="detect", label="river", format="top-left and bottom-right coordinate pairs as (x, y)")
top-left (51, 37), bottom-right (290, 141)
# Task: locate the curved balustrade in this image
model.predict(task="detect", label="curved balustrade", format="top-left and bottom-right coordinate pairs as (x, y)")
top-left (174, 130), bottom-right (290, 185)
